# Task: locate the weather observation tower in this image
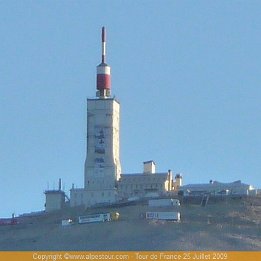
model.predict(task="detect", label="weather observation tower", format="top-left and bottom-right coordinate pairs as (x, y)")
top-left (70, 27), bottom-right (121, 207)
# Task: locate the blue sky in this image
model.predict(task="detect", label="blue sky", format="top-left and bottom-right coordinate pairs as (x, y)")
top-left (0, 1), bottom-right (260, 217)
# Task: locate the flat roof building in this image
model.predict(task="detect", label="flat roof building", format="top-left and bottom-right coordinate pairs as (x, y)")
top-left (118, 161), bottom-right (182, 199)
top-left (180, 180), bottom-right (257, 196)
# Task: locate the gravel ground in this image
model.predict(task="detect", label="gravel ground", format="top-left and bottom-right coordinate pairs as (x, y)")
top-left (0, 197), bottom-right (260, 251)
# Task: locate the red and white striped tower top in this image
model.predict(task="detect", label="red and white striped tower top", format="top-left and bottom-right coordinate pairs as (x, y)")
top-left (96, 27), bottom-right (111, 98)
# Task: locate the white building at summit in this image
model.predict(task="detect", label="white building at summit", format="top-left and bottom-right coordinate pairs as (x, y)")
top-left (70, 27), bottom-right (121, 207)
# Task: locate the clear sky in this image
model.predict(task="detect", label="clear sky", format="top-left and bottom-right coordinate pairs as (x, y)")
top-left (0, 1), bottom-right (260, 217)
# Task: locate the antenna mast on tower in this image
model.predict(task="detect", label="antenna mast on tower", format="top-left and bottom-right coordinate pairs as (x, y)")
top-left (96, 27), bottom-right (111, 98)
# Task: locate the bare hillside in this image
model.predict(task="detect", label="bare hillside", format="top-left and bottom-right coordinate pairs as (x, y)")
top-left (0, 197), bottom-right (260, 250)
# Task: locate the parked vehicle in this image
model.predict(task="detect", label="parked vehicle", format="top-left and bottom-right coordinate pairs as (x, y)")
top-left (145, 211), bottom-right (180, 221)
top-left (148, 198), bottom-right (180, 207)
top-left (127, 196), bottom-right (140, 202)
top-left (110, 212), bottom-right (120, 221)
top-left (61, 219), bottom-right (73, 226)
top-left (78, 212), bottom-right (119, 224)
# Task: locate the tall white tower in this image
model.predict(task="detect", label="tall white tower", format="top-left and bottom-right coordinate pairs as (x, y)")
top-left (83, 27), bottom-right (121, 205)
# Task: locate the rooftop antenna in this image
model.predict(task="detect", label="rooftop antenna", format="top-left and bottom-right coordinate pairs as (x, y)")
top-left (58, 178), bottom-right (62, 191)
top-left (102, 26), bottom-right (106, 64)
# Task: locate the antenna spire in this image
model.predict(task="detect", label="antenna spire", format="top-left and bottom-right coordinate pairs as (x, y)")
top-left (96, 27), bottom-right (111, 98)
top-left (102, 26), bottom-right (106, 63)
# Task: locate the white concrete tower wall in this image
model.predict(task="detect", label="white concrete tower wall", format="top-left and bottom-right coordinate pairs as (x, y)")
top-left (84, 98), bottom-right (121, 190)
